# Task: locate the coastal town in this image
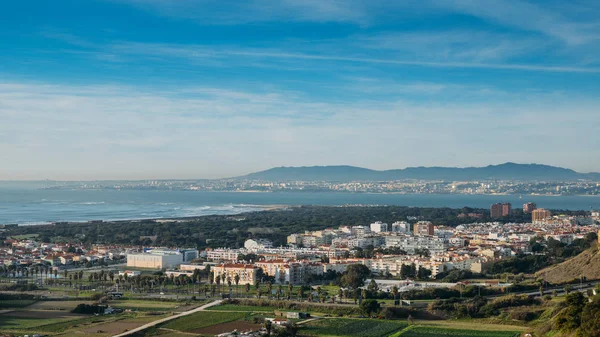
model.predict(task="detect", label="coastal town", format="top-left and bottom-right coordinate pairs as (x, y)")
top-left (3, 203), bottom-right (599, 290)
top-left (38, 178), bottom-right (600, 196)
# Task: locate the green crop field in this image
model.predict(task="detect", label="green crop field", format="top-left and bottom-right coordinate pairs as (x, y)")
top-left (110, 299), bottom-right (180, 312)
top-left (394, 326), bottom-right (521, 337)
top-left (207, 304), bottom-right (277, 312)
top-left (162, 311), bottom-right (249, 332)
top-left (0, 316), bottom-right (70, 330)
top-left (301, 318), bottom-right (408, 337)
top-left (0, 299), bottom-right (37, 308)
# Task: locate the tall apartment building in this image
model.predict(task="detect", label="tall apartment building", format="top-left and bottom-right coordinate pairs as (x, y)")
top-left (523, 202), bottom-right (537, 213)
top-left (370, 221), bottom-right (389, 233)
top-left (413, 221), bottom-right (434, 236)
top-left (532, 208), bottom-right (552, 223)
top-left (490, 203), bottom-right (512, 217)
top-left (391, 221), bottom-right (410, 233)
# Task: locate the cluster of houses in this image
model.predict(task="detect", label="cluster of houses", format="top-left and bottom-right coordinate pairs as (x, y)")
top-left (193, 216), bottom-right (599, 286)
top-left (3, 213), bottom-right (598, 287)
top-left (0, 241), bottom-right (128, 269)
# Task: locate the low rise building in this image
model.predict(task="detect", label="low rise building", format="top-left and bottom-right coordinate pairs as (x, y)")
top-left (212, 263), bottom-right (258, 285)
top-left (127, 249), bottom-right (183, 269)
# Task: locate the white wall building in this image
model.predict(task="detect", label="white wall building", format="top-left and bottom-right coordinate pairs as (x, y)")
top-left (370, 221), bottom-right (389, 233)
top-left (244, 239), bottom-right (273, 251)
top-left (391, 221), bottom-right (410, 233)
top-left (127, 249), bottom-right (183, 269)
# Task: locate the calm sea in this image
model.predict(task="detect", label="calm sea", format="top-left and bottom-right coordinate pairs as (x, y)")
top-left (0, 183), bottom-right (598, 225)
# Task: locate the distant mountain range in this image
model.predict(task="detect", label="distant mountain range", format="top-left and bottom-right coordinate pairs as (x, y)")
top-left (238, 163), bottom-right (600, 182)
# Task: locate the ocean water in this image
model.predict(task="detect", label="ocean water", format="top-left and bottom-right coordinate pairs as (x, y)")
top-left (0, 184), bottom-right (598, 225)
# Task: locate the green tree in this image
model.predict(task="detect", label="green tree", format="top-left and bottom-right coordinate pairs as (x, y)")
top-left (556, 292), bottom-right (586, 332)
top-left (367, 279), bottom-right (379, 296)
top-left (360, 299), bottom-right (381, 316)
top-left (340, 264), bottom-right (370, 289)
top-left (579, 298), bottom-right (600, 337)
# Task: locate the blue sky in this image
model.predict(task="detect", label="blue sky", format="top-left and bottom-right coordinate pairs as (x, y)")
top-left (1, 0), bottom-right (599, 180)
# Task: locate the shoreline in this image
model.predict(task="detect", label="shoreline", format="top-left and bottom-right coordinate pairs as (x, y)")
top-left (12, 204), bottom-right (293, 227)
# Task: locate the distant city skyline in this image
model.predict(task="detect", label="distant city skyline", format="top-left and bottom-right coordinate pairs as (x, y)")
top-left (1, 1), bottom-right (599, 180)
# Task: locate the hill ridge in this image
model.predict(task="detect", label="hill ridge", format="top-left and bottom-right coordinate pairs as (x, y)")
top-left (536, 244), bottom-right (600, 284)
top-left (237, 162), bottom-right (599, 182)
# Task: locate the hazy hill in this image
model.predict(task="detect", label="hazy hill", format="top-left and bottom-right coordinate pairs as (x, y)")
top-left (239, 163), bottom-right (599, 182)
top-left (536, 245), bottom-right (600, 284)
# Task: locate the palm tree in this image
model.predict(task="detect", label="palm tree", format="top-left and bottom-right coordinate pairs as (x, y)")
top-left (266, 281), bottom-right (272, 299)
top-left (215, 275), bottom-right (221, 294)
top-left (245, 283), bottom-right (250, 298)
top-left (338, 288), bottom-right (344, 303)
top-left (264, 319), bottom-right (272, 336)
top-left (234, 274), bottom-right (240, 298)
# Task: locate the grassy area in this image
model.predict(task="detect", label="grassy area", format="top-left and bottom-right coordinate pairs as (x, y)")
top-left (8, 234), bottom-right (39, 239)
top-left (162, 311), bottom-right (249, 332)
top-left (301, 318), bottom-right (408, 337)
top-left (110, 299), bottom-right (181, 312)
top-left (34, 313), bottom-right (151, 334)
top-left (0, 299), bottom-right (37, 308)
top-left (0, 316), bottom-right (71, 330)
top-left (412, 320), bottom-right (528, 332)
top-left (393, 326), bottom-right (521, 337)
top-left (207, 304), bottom-right (277, 312)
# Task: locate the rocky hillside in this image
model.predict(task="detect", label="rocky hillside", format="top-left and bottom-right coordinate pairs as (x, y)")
top-left (536, 244), bottom-right (600, 284)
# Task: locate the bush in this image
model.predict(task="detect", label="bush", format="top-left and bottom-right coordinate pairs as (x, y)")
top-left (72, 303), bottom-right (106, 314)
top-left (509, 310), bottom-right (540, 321)
top-left (90, 293), bottom-right (104, 301)
top-left (380, 307), bottom-right (412, 319)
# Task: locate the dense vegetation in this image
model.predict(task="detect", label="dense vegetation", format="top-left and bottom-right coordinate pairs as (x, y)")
top-left (301, 318), bottom-right (408, 337)
top-left (396, 326), bottom-right (520, 337)
top-left (487, 233), bottom-right (597, 275)
top-left (6, 205), bottom-right (586, 249)
top-left (71, 303), bottom-right (107, 314)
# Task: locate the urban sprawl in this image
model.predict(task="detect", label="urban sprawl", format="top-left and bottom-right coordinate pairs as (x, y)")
top-left (3, 204), bottom-right (600, 292)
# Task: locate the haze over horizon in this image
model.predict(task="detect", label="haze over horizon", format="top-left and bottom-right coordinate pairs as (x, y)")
top-left (1, 1), bottom-right (599, 180)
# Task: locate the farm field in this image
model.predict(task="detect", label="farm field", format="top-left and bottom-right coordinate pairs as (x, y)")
top-left (161, 311), bottom-right (250, 332)
top-left (300, 318), bottom-right (408, 337)
top-left (206, 303), bottom-right (278, 312)
top-left (393, 326), bottom-right (521, 337)
top-left (110, 299), bottom-right (183, 311)
top-left (0, 299), bottom-right (37, 308)
top-left (0, 298), bottom-right (170, 337)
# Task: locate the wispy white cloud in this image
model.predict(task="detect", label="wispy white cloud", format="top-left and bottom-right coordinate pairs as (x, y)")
top-left (115, 0), bottom-right (369, 25)
top-left (107, 41), bottom-right (600, 73)
top-left (434, 0), bottom-right (600, 45)
top-left (0, 80), bottom-right (598, 179)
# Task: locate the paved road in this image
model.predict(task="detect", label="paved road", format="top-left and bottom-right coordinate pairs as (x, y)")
top-left (112, 299), bottom-right (223, 337)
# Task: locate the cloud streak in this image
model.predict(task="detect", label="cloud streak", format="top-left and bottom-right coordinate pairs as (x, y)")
top-left (0, 80), bottom-right (598, 179)
top-left (109, 42), bottom-right (600, 73)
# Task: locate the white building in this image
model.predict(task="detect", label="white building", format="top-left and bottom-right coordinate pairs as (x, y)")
top-left (370, 221), bottom-right (389, 233)
top-left (127, 249), bottom-right (184, 269)
top-left (391, 221), bottom-right (410, 233)
top-left (351, 226), bottom-right (371, 236)
top-left (384, 236), bottom-right (448, 254)
top-left (244, 239), bottom-right (273, 251)
top-left (206, 248), bottom-right (241, 262)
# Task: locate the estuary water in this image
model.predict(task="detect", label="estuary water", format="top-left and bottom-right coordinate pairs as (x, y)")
top-left (0, 184), bottom-right (598, 225)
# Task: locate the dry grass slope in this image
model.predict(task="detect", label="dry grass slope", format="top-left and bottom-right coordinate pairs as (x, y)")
top-left (536, 245), bottom-right (600, 284)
